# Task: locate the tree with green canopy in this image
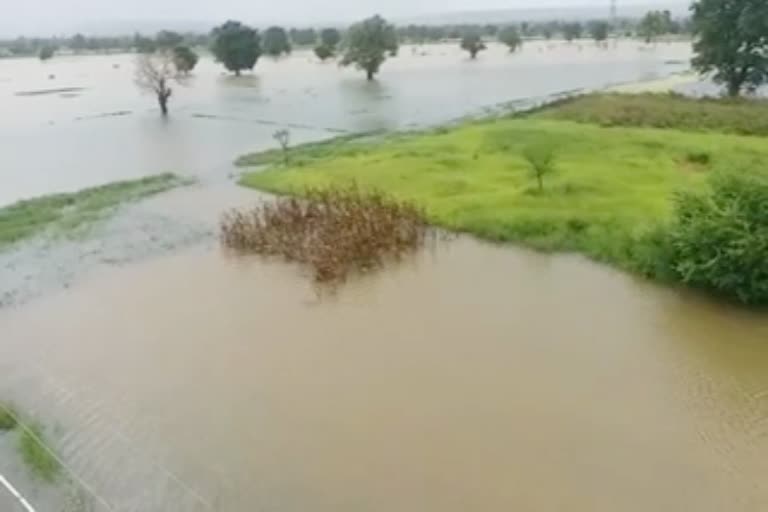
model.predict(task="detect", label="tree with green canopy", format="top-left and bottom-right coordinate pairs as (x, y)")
top-left (340, 15), bottom-right (398, 80)
top-left (460, 33), bottom-right (486, 59)
top-left (211, 20), bottom-right (261, 75)
top-left (638, 11), bottom-right (667, 44)
top-left (314, 44), bottom-right (334, 61)
top-left (562, 22), bottom-right (583, 42)
top-left (691, 0), bottom-right (768, 97)
top-left (498, 26), bottom-right (523, 52)
top-left (38, 45), bottom-right (55, 60)
top-left (588, 20), bottom-right (610, 43)
top-left (320, 28), bottom-right (341, 49)
top-left (173, 45), bottom-right (198, 74)
top-left (263, 26), bottom-right (291, 57)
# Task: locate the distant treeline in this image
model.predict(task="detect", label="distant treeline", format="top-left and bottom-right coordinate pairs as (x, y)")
top-left (0, 13), bottom-right (690, 58)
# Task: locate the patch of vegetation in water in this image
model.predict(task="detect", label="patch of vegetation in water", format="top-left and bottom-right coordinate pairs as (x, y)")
top-left (18, 422), bottom-right (61, 482)
top-left (239, 94), bottom-right (768, 304)
top-left (0, 173), bottom-right (187, 250)
top-left (533, 93), bottom-right (768, 137)
top-left (0, 404), bottom-right (17, 431)
top-left (221, 185), bottom-right (431, 283)
top-left (0, 403), bottom-right (62, 482)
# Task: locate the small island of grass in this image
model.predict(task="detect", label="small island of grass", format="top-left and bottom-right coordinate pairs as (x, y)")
top-left (238, 93), bottom-right (768, 305)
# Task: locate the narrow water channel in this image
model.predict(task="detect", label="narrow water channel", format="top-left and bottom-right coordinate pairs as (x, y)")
top-left (1, 237), bottom-right (767, 511)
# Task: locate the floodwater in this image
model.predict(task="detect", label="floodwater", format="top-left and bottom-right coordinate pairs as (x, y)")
top-left (0, 41), bottom-right (692, 206)
top-left (1, 238), bottom-right (768, 511)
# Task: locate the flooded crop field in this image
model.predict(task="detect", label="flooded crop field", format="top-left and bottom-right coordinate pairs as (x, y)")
top-left (5, 37), bottom-right (768, 512)
top-left (1, 238), bottom-right (768, 511)
top-left (0, 41), bottom-right (692, 206)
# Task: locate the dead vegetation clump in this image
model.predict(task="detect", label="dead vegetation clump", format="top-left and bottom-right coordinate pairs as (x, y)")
top-left (220, 185), bottom-right (432, 282)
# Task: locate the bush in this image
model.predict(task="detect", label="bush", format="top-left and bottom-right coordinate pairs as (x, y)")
top-left (220, 185), bottom-right (432, 282)
top-left (644, 171), bottom-right (768, 304)
top-left (685, 151), bottom-right (711, 165)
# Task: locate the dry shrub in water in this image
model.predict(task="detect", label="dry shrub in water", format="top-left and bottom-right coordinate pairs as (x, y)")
top-left (220, 186), bottom-right (431, 282)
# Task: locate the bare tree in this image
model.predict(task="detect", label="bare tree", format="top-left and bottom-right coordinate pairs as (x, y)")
top-left (273, 129), bottom-right (291, 165)
top-left (134, 51), bottom-right (185, 116)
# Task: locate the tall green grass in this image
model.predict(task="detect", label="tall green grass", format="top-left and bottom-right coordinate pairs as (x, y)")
top-left (534, 93), bottom-right (768, 136)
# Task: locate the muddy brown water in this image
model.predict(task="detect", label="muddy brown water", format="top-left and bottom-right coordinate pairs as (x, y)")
top-left (1, 237), bottom-right (768, 511)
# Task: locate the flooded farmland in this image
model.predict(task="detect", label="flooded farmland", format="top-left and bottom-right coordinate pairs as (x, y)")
top-left (0, 41), bottom-right (692, 206)
top-left (1, 238), bottom-right (768, 511)
top-left (4, 37), bottom-right (768, 512)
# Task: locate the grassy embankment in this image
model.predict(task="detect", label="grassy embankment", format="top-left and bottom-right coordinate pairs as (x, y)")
top-left (239, 95), bottom-right (768, 263)
top-left (0, 173), bottom-right (186, 250)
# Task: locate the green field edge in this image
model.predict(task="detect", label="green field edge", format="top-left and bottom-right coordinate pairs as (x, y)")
top-left (0, 173), bottom-right (190, 251)
top-left (234, 93), bottom-right (768, 304)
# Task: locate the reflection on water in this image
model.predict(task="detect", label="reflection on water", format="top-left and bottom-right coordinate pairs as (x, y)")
top-left (0, 41), bottom-right (692, 206)
top-left (0, 237), bottom-right (767, 511)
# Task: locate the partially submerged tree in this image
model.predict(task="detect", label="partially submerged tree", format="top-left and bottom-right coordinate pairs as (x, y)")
top-left (588, 21), bottom-right (610, 44)
top-left (638, 11), bottom-right (667, 44)
top-left (211, 21), bottom-right (261, 76)
top-left (173, 45), bottom-right (198, 74)
top-left (314, 44), bottom-right (334, 61)
top-left (320, 28), bottom-right (341, 49)
top-left (340, 15), bottom-right (398, 81)
top-left (460, 33), bottom-right (486, 59)
top-left (263, 26), bottom-right (291, 57)
top-left (135, 50), bottom-right (185, 116)
top-left (38, 45), bottom-right (55, 60)
top-left (498, 26), bottom-right (523, 52)
top-left (314, 28), bottom-right (341, 61)
top-left (691, 0), bottom-right (768, 97)
top-left (563, 22), bottom-right (583, 42)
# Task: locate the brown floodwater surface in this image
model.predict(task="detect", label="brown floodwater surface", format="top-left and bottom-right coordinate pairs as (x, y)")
top-left (1, 237), bottom-right (768, 511)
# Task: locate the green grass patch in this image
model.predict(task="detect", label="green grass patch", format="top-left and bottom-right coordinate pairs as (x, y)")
top-left (533, 93), bottom-right (768, 137)
top-left (0, 173), bottom-right (186, 250)
top-left (240, 117), bottom-right (768, 270)
top-left (0, 405), bottom-right (17, 431)
top-left (18, 423), bottom-right (60, 483)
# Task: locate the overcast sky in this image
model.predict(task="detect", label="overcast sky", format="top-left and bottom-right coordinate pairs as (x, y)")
top-left (3, 0), bottom-right (689, 37)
